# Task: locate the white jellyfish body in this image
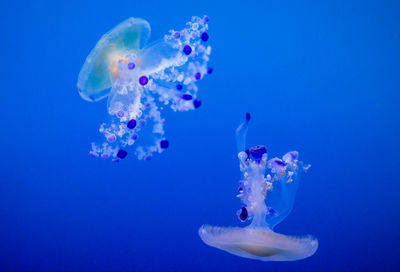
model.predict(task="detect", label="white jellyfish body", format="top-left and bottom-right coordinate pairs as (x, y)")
top-left (78, 18), bottom-right (150, 102)
top-left (77, 16), bottom-right (211, 160)
top-left (199, 114), bottom-right (317, 261)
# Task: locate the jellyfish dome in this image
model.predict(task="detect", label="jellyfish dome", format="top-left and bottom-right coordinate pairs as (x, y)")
top-left (199, 114), bottom-right (317, 261)
top-left (77, 16), bottom-right (212, 160)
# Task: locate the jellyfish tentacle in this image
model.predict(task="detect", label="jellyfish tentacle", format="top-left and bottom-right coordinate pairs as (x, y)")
top-left (265, 157), bottom-right (302, 229)
top-left (139, 18), bottom-right (211, 112)
top-left (147, 79), bottom-right (198, 111)
top-left (235, 112), bottom-right (251, 153)
top-left (107, 81), bottom-right (143, 121)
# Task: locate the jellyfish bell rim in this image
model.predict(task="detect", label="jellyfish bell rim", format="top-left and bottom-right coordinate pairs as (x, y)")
top-left (199, 225), bottom-right (318, 261)
top-left (77, 17), bottom-right (151, 102)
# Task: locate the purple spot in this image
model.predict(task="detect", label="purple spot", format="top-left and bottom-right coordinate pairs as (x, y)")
top-left (193, 99), bottom-right (202, 108)
top-left (127, 119), bottom-right (137, 129)
top-left (183, 45), bottom-right (192, 55)
top-left (138, 119), bottom-right (146, 127)
top-left (117, 149), bottom-right (128, 159)
top-left (117, 111), bottom-right (124, 118)
top-left (139, 76), bottom-right (149, 86)
top-left (239, 206), bottom-right (248, 221)
top-left (290, 151), bottom-right (299, 160)
top-left (176, 84), bottom-right (183, 90)
top-left (128, 62), bottom-right (135, 70)
top-left (201, 32), bottom-right (209, 42)
top-left (144, 154), bottom-right (152, 160)
top-left (174, 32), bottom-right (181, 39)
top-left (274, 159), bottom-right (286, 167)
top-left (203, 16), bottom-right (209, 23)
top-left (131, 133), bottom-right (138, 140)
top-left (182, 94), bottom-right (193, 100)
top-left (101, 154), bottom-right (110, 159)
top-left (107, 135), bottom-right (116, 143)
top-left (195, 72), bottom-right (201, 80)
top-left (249, 145), bottom-right (267, 162)
top-left (207, 67), bottom-right (213, 74)
top-left (246, 112), bottom-right (251, 121)
top-left (160, 140), bottom-right (169, 149)
top-left (89, 151), bottom-right (99, 158)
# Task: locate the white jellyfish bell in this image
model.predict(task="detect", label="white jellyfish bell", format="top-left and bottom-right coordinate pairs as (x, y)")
top-left (199, 113), bottom-right (318, 261)
top-left (77, 16), bottom-right (212, 161)
top-left (77, 18), bottom-right (151, 102)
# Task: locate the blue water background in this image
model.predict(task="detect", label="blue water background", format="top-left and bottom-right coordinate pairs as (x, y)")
top-left (1, 0), bottom-right (399, 271)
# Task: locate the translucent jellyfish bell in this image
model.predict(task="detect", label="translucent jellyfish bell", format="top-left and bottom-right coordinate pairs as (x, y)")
top-left (199, 227), bottom-right (317, 261)
top-left (77, 16), bottom-right (212, 161)
top-left (199, 114), bottom-right (317, 261)
top-left (78, 18), bottom-right (151, 102)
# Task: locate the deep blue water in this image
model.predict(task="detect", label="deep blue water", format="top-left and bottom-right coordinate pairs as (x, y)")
top-left (1, 0), bottom-right (400, 271)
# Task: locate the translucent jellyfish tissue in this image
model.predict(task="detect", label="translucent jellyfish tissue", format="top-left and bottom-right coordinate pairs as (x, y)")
top-left (199, 113), bottom-right (317, 261)
top-left (77, 15), bottom-right (212, 161)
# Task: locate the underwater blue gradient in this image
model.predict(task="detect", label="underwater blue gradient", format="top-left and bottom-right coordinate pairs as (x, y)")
top-left (1, 0), bottom-right (399, 271)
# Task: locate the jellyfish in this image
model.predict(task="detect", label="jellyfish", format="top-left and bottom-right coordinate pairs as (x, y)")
top-left (198, 113), bottom-right (317, 261)
top-left (77, 16), bottom-right (211, 161)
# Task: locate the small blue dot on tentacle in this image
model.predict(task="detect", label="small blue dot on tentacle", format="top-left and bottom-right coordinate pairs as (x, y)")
top-left (201, 32), bottom-right (209, 42)
top-left (139, 76), bottom-right (149, 86)
top-left (239, 206), bottom-right (248, 221)
top-left (246, 112), bottom-right (251, 121)
top-left (160, 140), bottom-right (169, 149)
top-left (195, 72), bottom-right (201, 80)
top-left (193, 99), bottom-right (202, 108)
top-left (183, 45), bottom-right (192, 55)
top-left (127, 119), bottom-right (137, 129)
top-left (182, 94), bottom-right (193, 100)
top-left (117, 149), bottom-right (128, 159)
